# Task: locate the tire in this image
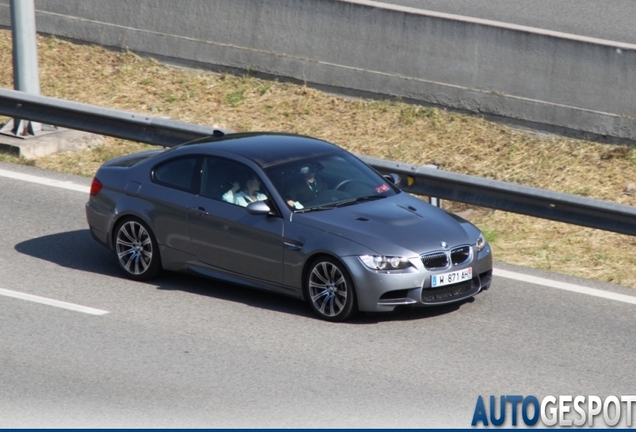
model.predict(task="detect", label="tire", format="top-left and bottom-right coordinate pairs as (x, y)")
top-left (305, 257), bottom-right (357, 322)
top-left (114, 218), bottom-right (162, 281)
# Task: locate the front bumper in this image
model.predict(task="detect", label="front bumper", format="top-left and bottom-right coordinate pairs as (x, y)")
top-left (342, 245), bottom-right (493, 313)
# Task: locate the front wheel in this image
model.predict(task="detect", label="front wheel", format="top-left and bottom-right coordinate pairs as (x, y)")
top-left (114, 218), bottom-right (162, 281)
top-left (305, 257), bottom-right (357, 322)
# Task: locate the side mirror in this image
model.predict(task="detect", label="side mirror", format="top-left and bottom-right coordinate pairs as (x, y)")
top-left (246, 200), bottom-right (272, 215)
top-left (383, 173), bottom-right (401, 187)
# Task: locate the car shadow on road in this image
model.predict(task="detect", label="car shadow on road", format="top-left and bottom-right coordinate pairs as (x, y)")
top-left (14, 229), bottom-right (119, 276)
top-left (15, 229), bottom-right (473, 323)
top-left (154, 271), bottom-right (317, 319)
top-left (13, 229), bottom-right (315, 319)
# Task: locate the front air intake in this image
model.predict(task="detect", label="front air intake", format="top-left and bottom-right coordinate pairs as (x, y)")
top-left (451, 246), bottom-right (471, 266)
top-left (421, 251), bottom-right (449, 270)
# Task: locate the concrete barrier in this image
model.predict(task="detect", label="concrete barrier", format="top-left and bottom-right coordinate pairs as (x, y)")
top-left (1, 0), bottom-right (635, 142)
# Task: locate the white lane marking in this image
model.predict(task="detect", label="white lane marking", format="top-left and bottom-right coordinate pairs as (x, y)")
top-left (494, 268), bottom-right (636, 306)
top-left (0, 287), bottom-right (109, 315)
top-left (3, 167), bottom-right (636, 306)
top-left (0, 168), bottom-right (90, 193)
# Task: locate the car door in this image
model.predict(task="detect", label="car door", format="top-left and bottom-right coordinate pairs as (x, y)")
top-left (188, 157), bottom-right (285, 285)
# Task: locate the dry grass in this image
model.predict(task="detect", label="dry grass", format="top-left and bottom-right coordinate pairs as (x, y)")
top-left (2, 30), bottom-right (636, 288)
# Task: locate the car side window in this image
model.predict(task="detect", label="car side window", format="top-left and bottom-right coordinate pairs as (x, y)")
top-left (200, 157), bottom-right (269, 207)
top-left (153, 157), bottom-right (199, 192)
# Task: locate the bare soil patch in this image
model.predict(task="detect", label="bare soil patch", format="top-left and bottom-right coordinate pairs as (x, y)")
top-left (2, 31), bottom-right (636, 288)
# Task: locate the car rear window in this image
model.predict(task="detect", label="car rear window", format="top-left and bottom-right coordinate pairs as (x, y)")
top-left (153, 157), bottom-right (198, 191)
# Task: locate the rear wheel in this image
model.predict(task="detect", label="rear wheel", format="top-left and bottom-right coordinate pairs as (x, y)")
top-left (114, 218), bottom-right (161, 281)
top-left (305, 257), bottom-right (357, 322)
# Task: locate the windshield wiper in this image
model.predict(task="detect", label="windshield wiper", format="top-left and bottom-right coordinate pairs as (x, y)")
top-left (294, 205), bottom-right (336, 213)
top-left (295, 195), bottom-right (387, 212)
top-left (333, 195), bottom-right (387, 208)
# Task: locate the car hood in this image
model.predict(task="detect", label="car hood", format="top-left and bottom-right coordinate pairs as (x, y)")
top-left (293, 195), bottom-right (475, 256)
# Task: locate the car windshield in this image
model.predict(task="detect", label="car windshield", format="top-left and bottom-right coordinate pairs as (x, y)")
top-left (264, 151), bottom-right (398, 211)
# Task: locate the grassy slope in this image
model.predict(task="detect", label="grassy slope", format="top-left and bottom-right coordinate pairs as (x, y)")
top-left (2, 31), bottom-right (636, 288)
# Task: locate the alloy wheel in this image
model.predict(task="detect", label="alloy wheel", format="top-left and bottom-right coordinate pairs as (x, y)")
top-left (307, 258), bottom-right (356, 321)
top-left (115, 219), bottom-right (157, 278)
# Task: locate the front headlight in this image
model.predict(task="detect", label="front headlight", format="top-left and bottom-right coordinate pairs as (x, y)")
top-left (476, 233), bottom-right (486, 252)
top-left (359, 255), bottom-right (413, 271)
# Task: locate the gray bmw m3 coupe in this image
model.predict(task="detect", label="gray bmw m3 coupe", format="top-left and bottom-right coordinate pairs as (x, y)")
top-left (86, 132), bottom-right (492, 321)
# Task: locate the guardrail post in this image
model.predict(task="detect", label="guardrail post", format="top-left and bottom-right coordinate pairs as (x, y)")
top-left (428, 165), bottom-right (442, 208)
top-left (0, 0), bottom-right (53, 138)
top-left (429, 196), bottom-right (442, 208)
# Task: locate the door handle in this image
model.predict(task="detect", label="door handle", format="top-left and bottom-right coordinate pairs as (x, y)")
top-left (193, 206), bottom-right (208, 216)
top-left (284, 241), bottom-right (302, 251)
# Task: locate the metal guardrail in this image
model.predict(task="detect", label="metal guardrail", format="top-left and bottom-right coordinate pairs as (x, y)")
top-left (2, 88), bottom-right (636, 236)
top-left (361, 155), bottom-right (636, 236)
top-left (0, 88), bottom-right (220, 145)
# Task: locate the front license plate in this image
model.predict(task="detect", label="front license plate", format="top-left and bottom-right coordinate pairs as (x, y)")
top-left (431, 268), bottom-right (472, 288)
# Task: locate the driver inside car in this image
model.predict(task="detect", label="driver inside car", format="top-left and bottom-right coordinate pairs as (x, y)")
top-left (286, 165), bottom-right (326, 208)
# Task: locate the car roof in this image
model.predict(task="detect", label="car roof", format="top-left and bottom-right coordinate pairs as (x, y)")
top-left (176, 132), bottom-right (344, 168)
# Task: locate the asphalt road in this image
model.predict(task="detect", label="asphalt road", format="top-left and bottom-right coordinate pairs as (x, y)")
top-left (380, 0), bottom-right (636, 45)
top-left (1, 162), bottom-right (635, 427)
